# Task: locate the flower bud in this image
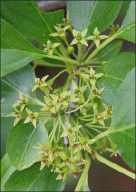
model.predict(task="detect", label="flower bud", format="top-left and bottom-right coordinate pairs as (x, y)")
top-left (67, 46), bottom-right (75, 55)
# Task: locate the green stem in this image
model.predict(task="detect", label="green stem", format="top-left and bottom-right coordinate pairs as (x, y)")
top-left (50, 118), bottom-right (59, 141)
top-left (62, 75), bottom-right (73, 91)
top-left (89, 125), bottom-right (135, 145)
top-left (59, 115), bottom-right (65, 131)
top-left (34, 98), bottom-right (45, 107)
top-left (75, 153), bottom-right (91, 191)
top-left (78, 118), bottom-right (93, 122)
top-left (84, 42), bottom-right (95, 59)
top-left (77, 43), bottom-right (83, 62)
top-left (85, 124), bottom-right (109, 129)
top-left (44, 54), bottom-right (79, 66)
top-left (33, 63), bottom-right (38, 70)
top-left (57, 122), bottom-right (61, 142)
top-left (64, 38), bottom-right (69, 47)
top-left (66, 99), bottom-right (90, 114)
top-left (33, 59), bottom-right (66, 68)
top-left (54, 49), bottom-right (63, 57)
top-left (72, 51), bottom-right (78, 58)
top-left (58, 42), bottom-right (68, 57)
top-left (51, 68), bottom-right (68, 82)
top-left (88, 129), bottom-right (111, 144)
top-left (85, 128), bottom-right (94, 138)
top-left (79, 114), bottom-right (94, 119)
top-left (95, 152), bottom-right (135, 180)
top-left (89, 127), bottom-right (102, 134)
top-left (85, 34), bottom-right (117, 65)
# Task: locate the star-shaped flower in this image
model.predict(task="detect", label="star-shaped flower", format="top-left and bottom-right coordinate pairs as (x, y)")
top-left (32, 75), bottom-right (51, 92)
top-left (7, 108), bottom-right (21, 126)
top-left (89, 67), bottom-right (103, 88)
top-left (90, 87), bottom-right (105, 100)
top-left (92, 104), bottom-right (105, 126)
top-left (60, 122), bottom-right (81, 144)
top-left (56, 166), bottom-right (69, 182)
top-left (41, 95), bottom-right (59, 114)
top-left (86, 27), bottom-right (109, 48)
top-left (43, 40), bottom-right (60, 55)
top-left (50, 25), bottom-right (70, 38)
top-left (103, 103), bottom-right (113, 119)
top-left (79, 137), bottom-right (92, 153)
top-left (12, 92), bottom-right (28, 112)
top-left (72, 80), bottom-right (87, 96)
top-left (70, 29), bottom-right (88, 46)
top-left (24, 108), bottom-right (39, 128)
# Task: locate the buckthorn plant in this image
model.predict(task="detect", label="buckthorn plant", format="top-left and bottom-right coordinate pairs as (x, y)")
top-left (1, 1), bottom-right (135, 191)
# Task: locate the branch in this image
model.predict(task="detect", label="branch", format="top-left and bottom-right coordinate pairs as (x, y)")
top-left (95, 152), bottom-right (135, 180)
top-left (63, 76), bottom-right (78, 146)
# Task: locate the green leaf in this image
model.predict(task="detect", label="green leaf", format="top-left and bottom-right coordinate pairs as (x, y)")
top-left (116, 1), bottom-right (135, 43)
top-left (93, 41), bottom-right (122, 62)
top-left (87, 1), bottom-right (122, 35)
top-left (1, 154), bottom-right (16, 191)
top-left (118, 1), bottom-right (131, 18)
top-left (67, 1), bottom-right (122, 34)
top-left (97, 52), bottom-right (135, 105)
top-left (1, 18), bottom-right (44, 76)
top-left (5, 163), bottom-right (65, 191)
top-left (1, 1), bottom-right (64, 43)
top-left (81, 176), bottom-right (90, 191)
top-left (33, 58), bottom-right (65, 68)
top-left (1, 118), bottom-right (14, 156)
top-left (1, 65), bottom-right (37, 117)
top-left (7, 122), bottom-right (48, 170)
top-left (111, 67), bottom-right (135, 169)
top-left (67, 1), bottom-right (95, 32)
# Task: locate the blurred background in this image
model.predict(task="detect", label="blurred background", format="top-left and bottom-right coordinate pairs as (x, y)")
top-left (1, 1), bottom-right (135, 191)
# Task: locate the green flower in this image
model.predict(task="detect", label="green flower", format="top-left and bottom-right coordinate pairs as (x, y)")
top-left (70, 29), bottom-right (88, 46)
top-left (32, 75), bottom-right (51, 92)
top-left (41, 91), bottom-right (77, 114)
top-left (72, 80), bottom-right (87, 96)
top-left (73, 156), bottom-right (87, 167)
top-left (41, 94), bottom-right (59, 114)
top-left (67, 46), bottom-right (75, 55)
top-left (50, 25), bottom-right (70, 38)
top-left (7, 108), bottom-right (21, 126)
top-left (63, 11), bottom-right (71, 26)
top-left (89, 67), bottom-right (103, 89)
top-left (79, 137), bottom-right (92, 153)
top-left (92, 104), bottom-right (105, 126)
top-left (58, 91), bottom-right (71, 109)
top-left (56, 166), bottom-right (69, 182)
top-left (24, 108), bottom-right (39, 128)
top-left (71, 142), bottom-right (82, 154)
top-left (60, 122), bottom-right (81, 144)
top-left (43, 40), bottom-right (60, 55)
top-left (90, 87), bottom-right (105, 100)
top-left (86, 27), bottom-right (109, 48)
top-left (105, 138), bottom-right (118, 157)
top-left (109, 24), bottom-right (120, 35)
top-left (103, 103), bottom-right (113, 119)
top-left (12, 92), bottom-right (28, 112)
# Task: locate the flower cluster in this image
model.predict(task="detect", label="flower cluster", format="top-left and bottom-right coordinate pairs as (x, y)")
top-left (8, 18), bottom-right (117, 182)
top-left (42, 16), bottom-right (109, 57)
top-left (37, 135), bottom-right (89, 182)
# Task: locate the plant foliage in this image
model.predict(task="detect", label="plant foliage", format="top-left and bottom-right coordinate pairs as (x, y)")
top-left (1, 1), bottom-right (135, 191)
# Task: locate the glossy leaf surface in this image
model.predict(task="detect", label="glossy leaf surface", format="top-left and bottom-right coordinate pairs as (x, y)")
top-left (5, 163), bottom-right (65, 191)
top-left (111, 67), bottom-right (135, 169)
top-left (97, 52), bottom-right (135, 105)
top-left (7, 122), bottom-right (48, 170)
top-left (1, 65), bottom-right (36, 117)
